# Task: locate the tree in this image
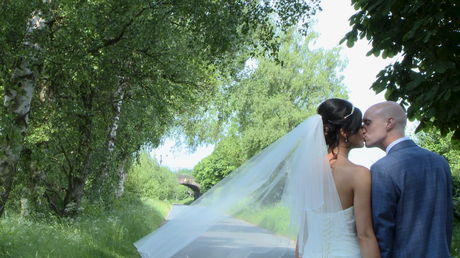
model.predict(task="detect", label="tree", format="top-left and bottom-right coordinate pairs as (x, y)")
top-left (193, 151), bottom-right (238, 193)
top-left (414, 129), bottom-right (460, 173)
top-left (124, 150), bottom-right (179, 200)
top-left (192, 29), bottom-right (348, 190)
top-left (414, 129), bottom-right (460, 219)
top-left (342, 0), bottom-right (460, 145)
top-left (0, 0), bottom-right (50, 217)
top-left (192, 135), bottom-right (243, 193)
top-left (1, 0), bottom-right (322, 217)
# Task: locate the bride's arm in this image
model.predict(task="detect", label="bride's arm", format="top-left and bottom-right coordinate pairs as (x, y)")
top-left (353, 166), bottom-right (381, 258)
top-left (295, 240), bottom-right (299, 258)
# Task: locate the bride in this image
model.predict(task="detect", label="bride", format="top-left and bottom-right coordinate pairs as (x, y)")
top-left (296, 99), bottom-right (380, 258)
top-left (135, 98), bottom-right (380, 258)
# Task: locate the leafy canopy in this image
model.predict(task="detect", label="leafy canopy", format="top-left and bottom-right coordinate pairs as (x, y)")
top-left (342, 0), bottom-right (460, 146)
top-left (193, 29), bottom-right (348, 191)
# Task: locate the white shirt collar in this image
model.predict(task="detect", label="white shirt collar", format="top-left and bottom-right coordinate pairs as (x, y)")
top-left (386, 137), bottom-right (411, 154)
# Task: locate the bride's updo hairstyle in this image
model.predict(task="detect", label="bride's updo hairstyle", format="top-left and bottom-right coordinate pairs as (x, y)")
top-left (317, 98), bottom-right (363, 154)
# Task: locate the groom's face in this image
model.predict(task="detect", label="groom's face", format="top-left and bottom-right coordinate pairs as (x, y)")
top-left (363, 106), bottom-right (387, 150)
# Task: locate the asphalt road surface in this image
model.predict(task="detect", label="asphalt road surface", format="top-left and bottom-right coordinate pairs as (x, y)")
top-left (168, 205), bottom-right (295, 258)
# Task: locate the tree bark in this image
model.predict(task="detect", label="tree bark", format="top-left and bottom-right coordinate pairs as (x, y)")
top-left (61, 104), bottom-right (94, 217)
top-left (115, 158), bottom-right (129, 198)
top-left (0, 13), bottom-right (46, 218)
top-left (54, 87), bottom-right (94, 217)
top-left (98, 77), bottom-right (129, 195)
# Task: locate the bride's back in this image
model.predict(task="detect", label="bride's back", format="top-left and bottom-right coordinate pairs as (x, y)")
top-left (330, 157), bottom-right (369, 210)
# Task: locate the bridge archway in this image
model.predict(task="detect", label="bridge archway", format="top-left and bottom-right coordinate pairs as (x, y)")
top-left (176, 175), bottom-right (201, 200)
top-left (180, 182), bottom-right (201, 200)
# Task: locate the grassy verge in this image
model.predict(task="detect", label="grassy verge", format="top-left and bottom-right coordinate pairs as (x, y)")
top-left (234, 205), bottom-right (291, 237)
top-left (0, 193), bottom-right (172, 258)
top-left (2, 195), bottom-right (459, 257)
top-left (172, 197), bottom-right (194, 205)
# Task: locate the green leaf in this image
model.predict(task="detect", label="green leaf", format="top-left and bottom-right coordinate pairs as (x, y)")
top-left (381, 0), bottom-right (396, 16)
top-left (415, 120), bottom-right (426, 134)
top-left (452, 129), bottom-right (460, 149)
top-left (435, 60), bottom-right (448, 74)
top-left (406, 74), bottom-right (422, 90)
top-left (346, 39), bottom-right (355, 48)
top-left (444, 88), bottom-right (451, 100)
top-left (384, 87), bottom-right (393, 99)
top-left (426, 108), bottom-right (436, 118)
top-left (403, 28), bottom-right (416, 42)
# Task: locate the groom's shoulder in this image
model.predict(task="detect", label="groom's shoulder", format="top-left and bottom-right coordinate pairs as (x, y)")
top-left (374, 141), bottom-right (449, 170)
top-left (370, 155), bottom-right (396, 174)
top-left (370, 148), bottom-right (410, 174)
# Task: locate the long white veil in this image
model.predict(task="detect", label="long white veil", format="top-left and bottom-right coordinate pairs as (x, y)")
top-left (134, 115), bottom-right (343, 258)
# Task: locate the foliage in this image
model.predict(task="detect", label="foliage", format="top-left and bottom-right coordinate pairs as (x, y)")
top-left (192, 29), bottom-right (348, 191)
top-left (0, 194), bottom-right (170, 258)
top-left (342, 0), bottom-right (460, 146)
top-left (192, 146), bottom-right (239, 193)
top-left (415, 129), bottom-right (460, 173)
top-left (414, 129), bottom-right (460, 220)
top-left (124, 150), bottom-right (187, 201)
top-left (1, 0), bottom-right (323, 218)
top-left (413, 128), bottom-right (460, 256)
top-left (173, 197), bottom-right (195, 205)
top-left (452, 222), bottom-right (460, 257)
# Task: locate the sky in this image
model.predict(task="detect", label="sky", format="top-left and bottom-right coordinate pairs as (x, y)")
top-left (153, 0), bottom-right (400, 171)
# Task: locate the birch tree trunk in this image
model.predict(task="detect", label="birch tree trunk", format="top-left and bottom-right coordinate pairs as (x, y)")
top-left (97, 77), bottom-right (128, 195)
top-left (0, 14), bottom-right (46, 218)
top-left (115, 158), bottom-right (128, 198)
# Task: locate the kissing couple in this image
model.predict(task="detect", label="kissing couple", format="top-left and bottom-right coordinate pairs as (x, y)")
top-left (135, 99), bottom-right (453, 258)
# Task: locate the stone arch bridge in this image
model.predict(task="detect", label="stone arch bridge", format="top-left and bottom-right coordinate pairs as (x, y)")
top-left (176, 174), bottom-right (201, 200)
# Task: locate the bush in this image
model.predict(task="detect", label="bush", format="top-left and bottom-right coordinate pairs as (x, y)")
top-left (124, 150), bottom-right (185, 200)
top-left (453, 173), bottom-right (460, 220)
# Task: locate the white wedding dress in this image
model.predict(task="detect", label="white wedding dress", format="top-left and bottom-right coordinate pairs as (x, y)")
top-left (301, 206), bottom-right (362, 257)
top-left (134, 115), bottom-right (362, 258)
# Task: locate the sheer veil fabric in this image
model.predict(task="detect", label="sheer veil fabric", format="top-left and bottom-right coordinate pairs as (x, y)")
top-left (134, 115), bottom-right (345, 258)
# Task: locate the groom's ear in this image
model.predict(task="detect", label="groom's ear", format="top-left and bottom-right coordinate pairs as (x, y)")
top-left (386, 118), bottom-right (395, 131)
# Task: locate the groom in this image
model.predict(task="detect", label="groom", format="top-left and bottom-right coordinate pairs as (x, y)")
top-left (363, 101), bottom-right (453, 258)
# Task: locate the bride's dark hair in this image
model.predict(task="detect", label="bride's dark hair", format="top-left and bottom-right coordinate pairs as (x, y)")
top-left (317, 98), bottom-right (362, 157)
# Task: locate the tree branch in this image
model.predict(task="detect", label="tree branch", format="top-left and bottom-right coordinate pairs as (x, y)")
top-left (45, 190), bottom-right (63, 217)
top-left (58, 142), bottom-right (74, 176)
top-left (51, 157), bottom-right (69, 177)
top-left (90, 6), bottom-right (149, 54)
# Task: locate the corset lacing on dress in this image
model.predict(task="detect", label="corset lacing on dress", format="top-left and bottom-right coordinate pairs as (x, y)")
top-left (301, 206), bottom-right (360, 258)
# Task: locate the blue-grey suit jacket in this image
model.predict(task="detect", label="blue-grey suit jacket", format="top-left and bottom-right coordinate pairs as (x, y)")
top-left (371, 140), bottom-right (453, 258)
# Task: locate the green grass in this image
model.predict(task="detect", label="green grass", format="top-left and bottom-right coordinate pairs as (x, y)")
top-left (0, 193), bottom-right (172, 258)
top-left (172, 197), bottom-right (195, 205)
top-left (3, 195), bottom-right (459, 257)
top-left (233, 205), bottom-right (291, 237)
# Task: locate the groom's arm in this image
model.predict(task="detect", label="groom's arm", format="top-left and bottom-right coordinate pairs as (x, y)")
top-left (371, 163), bottom-right (397, 258)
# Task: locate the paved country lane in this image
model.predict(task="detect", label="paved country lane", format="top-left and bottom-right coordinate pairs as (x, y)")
top-left (167, 204), bottom-right (295, 258)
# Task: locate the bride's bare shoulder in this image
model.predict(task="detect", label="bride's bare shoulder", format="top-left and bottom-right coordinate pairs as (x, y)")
top-left (351, 165), bottom-right (372, 186)
top-left (346, 161), bottom-right (370, 174)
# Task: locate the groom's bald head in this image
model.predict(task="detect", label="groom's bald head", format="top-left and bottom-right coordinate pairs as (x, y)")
top-left (363, 101), bottom-right (407, 151)
top-left (370, 102), bottom-right (407, 130)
